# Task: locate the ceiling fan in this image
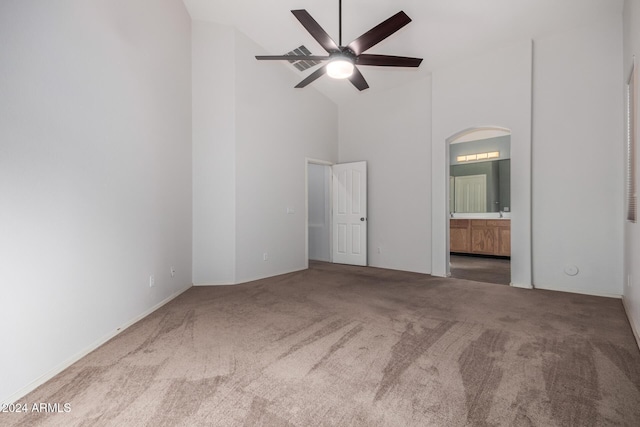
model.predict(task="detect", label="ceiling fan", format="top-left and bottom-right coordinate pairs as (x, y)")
top-left (255, 0), bottom-right (423, 91)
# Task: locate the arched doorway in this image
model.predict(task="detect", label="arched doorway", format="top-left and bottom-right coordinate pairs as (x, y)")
top-left (448, 127), bottom-right (512, 284)
top-left (431, 124), bottom-right (532, 289)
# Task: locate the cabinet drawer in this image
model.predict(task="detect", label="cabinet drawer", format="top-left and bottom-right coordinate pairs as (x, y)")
top-left (487, 220), bottom-right (510, 227)
top-left (450, 219), bottom-right (470, 228)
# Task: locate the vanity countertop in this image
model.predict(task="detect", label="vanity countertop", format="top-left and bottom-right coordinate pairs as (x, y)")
top-left (450, 214), bottom-right (510, 220)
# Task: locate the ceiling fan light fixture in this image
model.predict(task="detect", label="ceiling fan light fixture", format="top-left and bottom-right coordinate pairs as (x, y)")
top-left (255, 2), bottom-right (422, 90)
top-left (326, 57), bottom-right (354, 79)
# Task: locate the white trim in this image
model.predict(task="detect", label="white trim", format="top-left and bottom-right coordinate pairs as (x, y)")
top-left (196, 267), bottom-right (316, 287)
top-left (622, 297), bottom-right (640, 351)
top-left (193, 281), bottom-right (234, 286)
top-left (2, 283), bottom-right (193, 405)
top-left (305, 158), bottom-right (334, 166)
top-left (233, 267), bottom-right (308, 286)
top-left (510, 282), bottom-right (534, 290)
top-left (445, 126), bottom-right (514, 283)
top-left (533, 284), bottom-right (622, 299)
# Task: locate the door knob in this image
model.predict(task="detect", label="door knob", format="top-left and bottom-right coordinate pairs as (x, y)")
top-left (360, 217), bottom-right (365, 221)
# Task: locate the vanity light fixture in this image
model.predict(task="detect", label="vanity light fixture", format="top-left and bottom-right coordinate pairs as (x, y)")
top-left (456, 151), bottom-right (500, 163)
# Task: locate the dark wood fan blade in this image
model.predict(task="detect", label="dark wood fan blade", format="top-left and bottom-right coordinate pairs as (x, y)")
top-left (295, 64), bottom-right (328, 88)
top-left (255, 55), bottom-right (330, 61)
top-left (356, 54), bottom-right (423, 67)
top-left (291, 10), bottom-right (340, 53)
top-left (347, 11), bottom-right (412, 56)
top-left (348, 66), bottom-right (369, 91)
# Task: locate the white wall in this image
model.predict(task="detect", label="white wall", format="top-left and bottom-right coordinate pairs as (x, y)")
top-left (191, 25), bottom-right (338, 285)
top-left (308, 164), bottom-right (331, 262)
top-left (338, 18), bottom-right (624, 297)
top-left (0, 0), bottom-right (192, 404)
top-left (431, 41), bottom-right (533, 287)
top-left (339, 78), bottom-right (432, 274)
top-left (233, 31), bottom-right (338, 283)
top-left (192, 21), bottom-right (236, 285)
top-left (533, 15), bottom-right (624, 297)
top-left (623, 0), bottom-right (640, 339)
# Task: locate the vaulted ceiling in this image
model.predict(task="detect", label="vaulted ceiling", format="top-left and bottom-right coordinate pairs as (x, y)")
top-left (183, 0), bottom-right (623, 104)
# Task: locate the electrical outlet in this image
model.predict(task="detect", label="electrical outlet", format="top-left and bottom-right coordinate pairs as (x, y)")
top-left (263, 253), bottom-right (268, 261)
top-left (149, 275), bottom-right (155, 287)
top-left (377, 247), bottom-right (381, 254)
top-left (170, 267), bottom-right (175, 278)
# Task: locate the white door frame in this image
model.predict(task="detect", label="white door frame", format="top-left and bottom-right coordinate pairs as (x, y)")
top-left (439, 126), bottom-right (532, 289)
top-left (305, 158), bottom-right (334, 269)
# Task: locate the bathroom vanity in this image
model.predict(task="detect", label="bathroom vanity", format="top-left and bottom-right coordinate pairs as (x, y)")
top-left (450, 218), bottom-right (510, 257)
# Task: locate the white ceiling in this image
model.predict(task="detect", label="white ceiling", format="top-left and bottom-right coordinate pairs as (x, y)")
top-left (183, 0), bottom-right (623, 104)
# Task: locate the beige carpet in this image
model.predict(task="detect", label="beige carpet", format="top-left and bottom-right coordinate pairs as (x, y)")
top-left (4, 262), bottom-right (640, 426)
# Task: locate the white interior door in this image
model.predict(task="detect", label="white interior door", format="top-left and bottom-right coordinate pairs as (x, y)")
top-left (332, 161), bottom-right (367, 266)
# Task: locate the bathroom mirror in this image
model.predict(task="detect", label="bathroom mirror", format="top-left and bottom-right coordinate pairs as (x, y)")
top-left (449, 135), bottom-right (511, 213)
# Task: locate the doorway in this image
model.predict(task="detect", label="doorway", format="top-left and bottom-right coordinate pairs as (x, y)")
top-left (305, 159), bottom-right (368, 268)
top-left (307, 162), bottom-right (331, 263)
top-left (448, 129), bottom-right (512, 285)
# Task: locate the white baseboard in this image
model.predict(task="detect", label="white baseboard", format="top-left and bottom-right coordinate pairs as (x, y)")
top-left (2, 283), bottom-right (192, 406)
top-left (533, 283), bottom-right (622, 299)
top-left (234, 267), bottom-right (307, 286)
top-left (622, 297), bottom-right (640, 351)
top-left (194, 267), bottom-right (309, 287)
top-left (510, 282), bottom-right (534, 289)
top-left (193, 281), bottom-right (234, 286)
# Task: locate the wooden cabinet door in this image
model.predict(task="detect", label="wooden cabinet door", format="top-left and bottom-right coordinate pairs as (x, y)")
top-left (452, 219), bottom-right (510, 256)
top-left (497, 227), bottom-right (511, 256)
top-left (471, 226), bottom-right (499, 254)
top-left (450, 219), bottom-right (470, 253)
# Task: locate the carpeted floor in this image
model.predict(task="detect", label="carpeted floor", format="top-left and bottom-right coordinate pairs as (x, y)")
top-left (4, 262), bottom-right (640, 426)
top-left (450, 254), bottom-right (511, 285)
